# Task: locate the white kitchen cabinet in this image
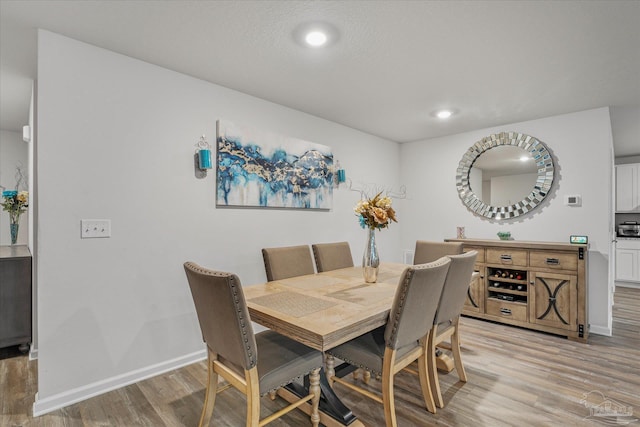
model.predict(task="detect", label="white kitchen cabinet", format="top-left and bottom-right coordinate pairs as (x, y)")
top-left (616, 163), bottom-right (640, 212)
top-left (616, 238), bottom-right (640, 283)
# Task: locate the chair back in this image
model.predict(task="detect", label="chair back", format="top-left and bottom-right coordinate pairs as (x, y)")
top-left (184, 262), bottom-right (257, 371)
top-left (262, 245), bottom-right (315, 281)
top-left (384, 257), bottom-right (451, 350)
top-left (434, 251), bottom-right (478, 324)
top-left (414, 240), bottom-right (463, 264)
top-left (312, 242), bottom-right (354, 272)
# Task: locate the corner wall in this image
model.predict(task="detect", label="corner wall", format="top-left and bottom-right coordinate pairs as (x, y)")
top-left (35, 30), bottom-right (401, 413)
top-left (399, 107), bottom-right (614, 335)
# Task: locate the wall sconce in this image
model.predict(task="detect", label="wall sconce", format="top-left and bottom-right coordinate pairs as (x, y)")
top-left (193, 135), bottom-right (212, 180)
top-left (334, 160), bottom-right (346, 187)
top-left (196, 135), bottom-right (212, 170)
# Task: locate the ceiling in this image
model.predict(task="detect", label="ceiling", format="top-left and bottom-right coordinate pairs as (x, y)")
top-left (1, 1), bottom-right (639, 155)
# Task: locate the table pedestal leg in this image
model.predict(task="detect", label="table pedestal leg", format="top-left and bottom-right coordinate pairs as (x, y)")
top-left (279, 367), bottom-right (360, 426)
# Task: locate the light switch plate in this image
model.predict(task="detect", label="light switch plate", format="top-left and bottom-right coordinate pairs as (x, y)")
top-left (81, 219), bottom-right (111, 238)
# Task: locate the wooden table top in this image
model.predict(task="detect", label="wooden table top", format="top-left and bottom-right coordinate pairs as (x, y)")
top-left (244, 263), bottom-right (408, 352)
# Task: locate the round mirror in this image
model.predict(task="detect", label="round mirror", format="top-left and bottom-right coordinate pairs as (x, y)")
top-left (456, 132), bottom-right (554, 220)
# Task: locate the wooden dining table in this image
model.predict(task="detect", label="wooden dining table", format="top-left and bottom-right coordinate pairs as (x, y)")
top-left (244, 263), bottom-right (408, 426)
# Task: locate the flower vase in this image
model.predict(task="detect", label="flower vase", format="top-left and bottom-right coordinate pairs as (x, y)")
top-left (10, 222), bottom-right (19, 245)
top-left (362, 228), bottom-right (379, 283)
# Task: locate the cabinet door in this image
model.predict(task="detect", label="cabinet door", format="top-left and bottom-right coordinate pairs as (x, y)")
top-left (616, 248), bottom-right (640, 282)
top-left (463, 265), bottom-right (484, 314)
top-left (529, 272), bottom-right (576, 331)
top-left (616, 164), bottom-right (639, 212)
top-left (0, 257), bottom-right (32, 348)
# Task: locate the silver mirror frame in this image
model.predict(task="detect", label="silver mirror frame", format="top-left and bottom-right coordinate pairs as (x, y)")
top-left (456, 132), bottom-right (554, 220)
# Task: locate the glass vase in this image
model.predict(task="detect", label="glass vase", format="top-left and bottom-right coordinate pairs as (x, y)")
top-left (10, 222), bottom-right (19, 245)
top-left (362, 228), bottom-right (379, 283)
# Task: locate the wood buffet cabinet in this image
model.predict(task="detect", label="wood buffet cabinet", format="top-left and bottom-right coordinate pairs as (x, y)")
top-left (446, 238), bottom-right (589, 342)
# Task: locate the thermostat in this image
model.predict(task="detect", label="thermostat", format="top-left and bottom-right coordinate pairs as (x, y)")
top-left (565, 195), bottom-right (582, 206)
top-left (570, 235), bottom-right (588, 244)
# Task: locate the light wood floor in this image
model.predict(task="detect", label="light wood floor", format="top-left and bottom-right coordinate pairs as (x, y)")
top-left (2, 287), bottom-right (639, 426)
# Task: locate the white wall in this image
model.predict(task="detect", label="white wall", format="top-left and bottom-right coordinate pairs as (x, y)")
top-left (0, 129), bottom-right (29, 245)
top-left (400, 107), bottom-right (614, 335)
top-left (35, 30), bottom-right (402, 413)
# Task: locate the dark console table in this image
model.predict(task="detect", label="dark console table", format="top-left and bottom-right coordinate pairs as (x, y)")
top-left (0, 245), bottom-right (32, 352)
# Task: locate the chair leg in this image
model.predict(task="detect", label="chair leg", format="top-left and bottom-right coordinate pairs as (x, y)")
top-left (199, 352), bottom-right (219, 427)
top-left (427, 325), bottom-right (444, 409)
top-left (451, 317), bottom-right (467, 382)
top-left (309, 368), bottom-right (321, 427)
top-left (417, 340), bottom-right (436, 414)
top-left (363, 370), bottom-right (371, 384)
top-left (381, 348), bottom-right (398, 427)
top-left (245, 368), bottom-right (261, 427)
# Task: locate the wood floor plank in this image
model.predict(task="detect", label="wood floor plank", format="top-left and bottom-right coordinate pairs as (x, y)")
top-left (1, 287), bottom-right (639, 426)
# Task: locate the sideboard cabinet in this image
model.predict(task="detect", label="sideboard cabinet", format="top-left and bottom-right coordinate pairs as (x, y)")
top-left (0, 245), bottom-right (32, 351)
top-left (446, 238), bottom-right (588, 342)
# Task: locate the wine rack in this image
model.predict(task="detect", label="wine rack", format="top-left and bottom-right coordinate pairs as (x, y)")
top-left (487, 267), bottom-right (528, 304)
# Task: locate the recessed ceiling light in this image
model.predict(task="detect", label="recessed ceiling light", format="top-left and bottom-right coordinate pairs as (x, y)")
top-left (520, 156), bottom-right (531, 162)
top-left (305, 31), bottom-right (328, 47)
top-left (293, 22), bottom-right (339, 48)
top-left (436, 110), bottom-right (453, 119)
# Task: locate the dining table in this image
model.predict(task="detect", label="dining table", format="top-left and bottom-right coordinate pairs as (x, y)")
top-left (244, 262), bottom-right (412, 426)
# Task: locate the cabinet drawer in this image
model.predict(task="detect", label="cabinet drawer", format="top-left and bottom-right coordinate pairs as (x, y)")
top-left (486, 298), bottom-right (528, 322)
top-left (464, 246), bottom-right (485, 263)
top-left (529, 251), bottom-right (578, 271)
top-left (486, 248), bottom-right (528, 267)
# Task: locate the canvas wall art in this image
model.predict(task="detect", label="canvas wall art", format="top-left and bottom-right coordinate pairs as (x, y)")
top-left (216, 120), bottom-right (333, 209)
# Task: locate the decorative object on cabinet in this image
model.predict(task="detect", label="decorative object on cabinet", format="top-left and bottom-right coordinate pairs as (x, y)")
top-left (446, 238), bottom-right (588, 342)
top-left (456, 132), bottom-right (554, 220)
top-left (2, 190), bottom-right (29, 245)
top-left (0, 245), bottom-right (32, 352)
top-left (616, 163), bottom-right (640, 212)
top-left (570, 235), bottom-right (588, 244)
top-left (216, 120), bottom-right (333, 209)
top-left (497, 231), bottom-right (511, 240)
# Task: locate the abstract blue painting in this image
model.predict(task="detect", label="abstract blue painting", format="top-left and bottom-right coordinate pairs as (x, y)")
top-left (216, 120), bottom-right (333, 209)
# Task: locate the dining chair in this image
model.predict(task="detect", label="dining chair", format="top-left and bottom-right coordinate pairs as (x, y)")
top-left (326, 258), bottom-right (451, 426)
top-left (261, 245), bottom-right (315, 281)
top-left (183, 262), bottom-right (323, 427)
top-left (427, 250), bottom-right (478, 409)
top-left (312, 241), bottom-right (354, 272)
top-left (413, 240), bottom-right (463, 264)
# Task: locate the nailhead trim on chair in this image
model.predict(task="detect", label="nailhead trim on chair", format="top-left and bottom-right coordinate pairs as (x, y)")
top-left (386, 258), bottom-right (450, 348)
top-left (185, 263), bottom-right (257, 368)
top-left (186, 262), bottom-right (323, 395)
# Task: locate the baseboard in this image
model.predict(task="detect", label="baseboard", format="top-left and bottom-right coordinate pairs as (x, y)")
top-left (589, 325), bottom-right (612, 337)
top-left (616, 281), bottom-right (640, 289)
top-left (29, 345), bottom-right (38, 361)
top-left (32, 349), bottom-right (206, 416)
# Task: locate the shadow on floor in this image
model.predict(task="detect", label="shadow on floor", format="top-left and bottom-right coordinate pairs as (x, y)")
top-left (0, 344), bottom-right (26, 360)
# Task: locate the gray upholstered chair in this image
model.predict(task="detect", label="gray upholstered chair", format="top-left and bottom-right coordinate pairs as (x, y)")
top-left (312, 242), bottom-right (354, 272)
top-left (262, 245), bottom-right (315, 281)
top-left (427, 250), bottom-right (478, 410)
top-left (326, 258), bottom-right (451, 426)
top-left (413, 240), bottom-right (463, 264)
top-left (184, 262), bottom-right (323, 427)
